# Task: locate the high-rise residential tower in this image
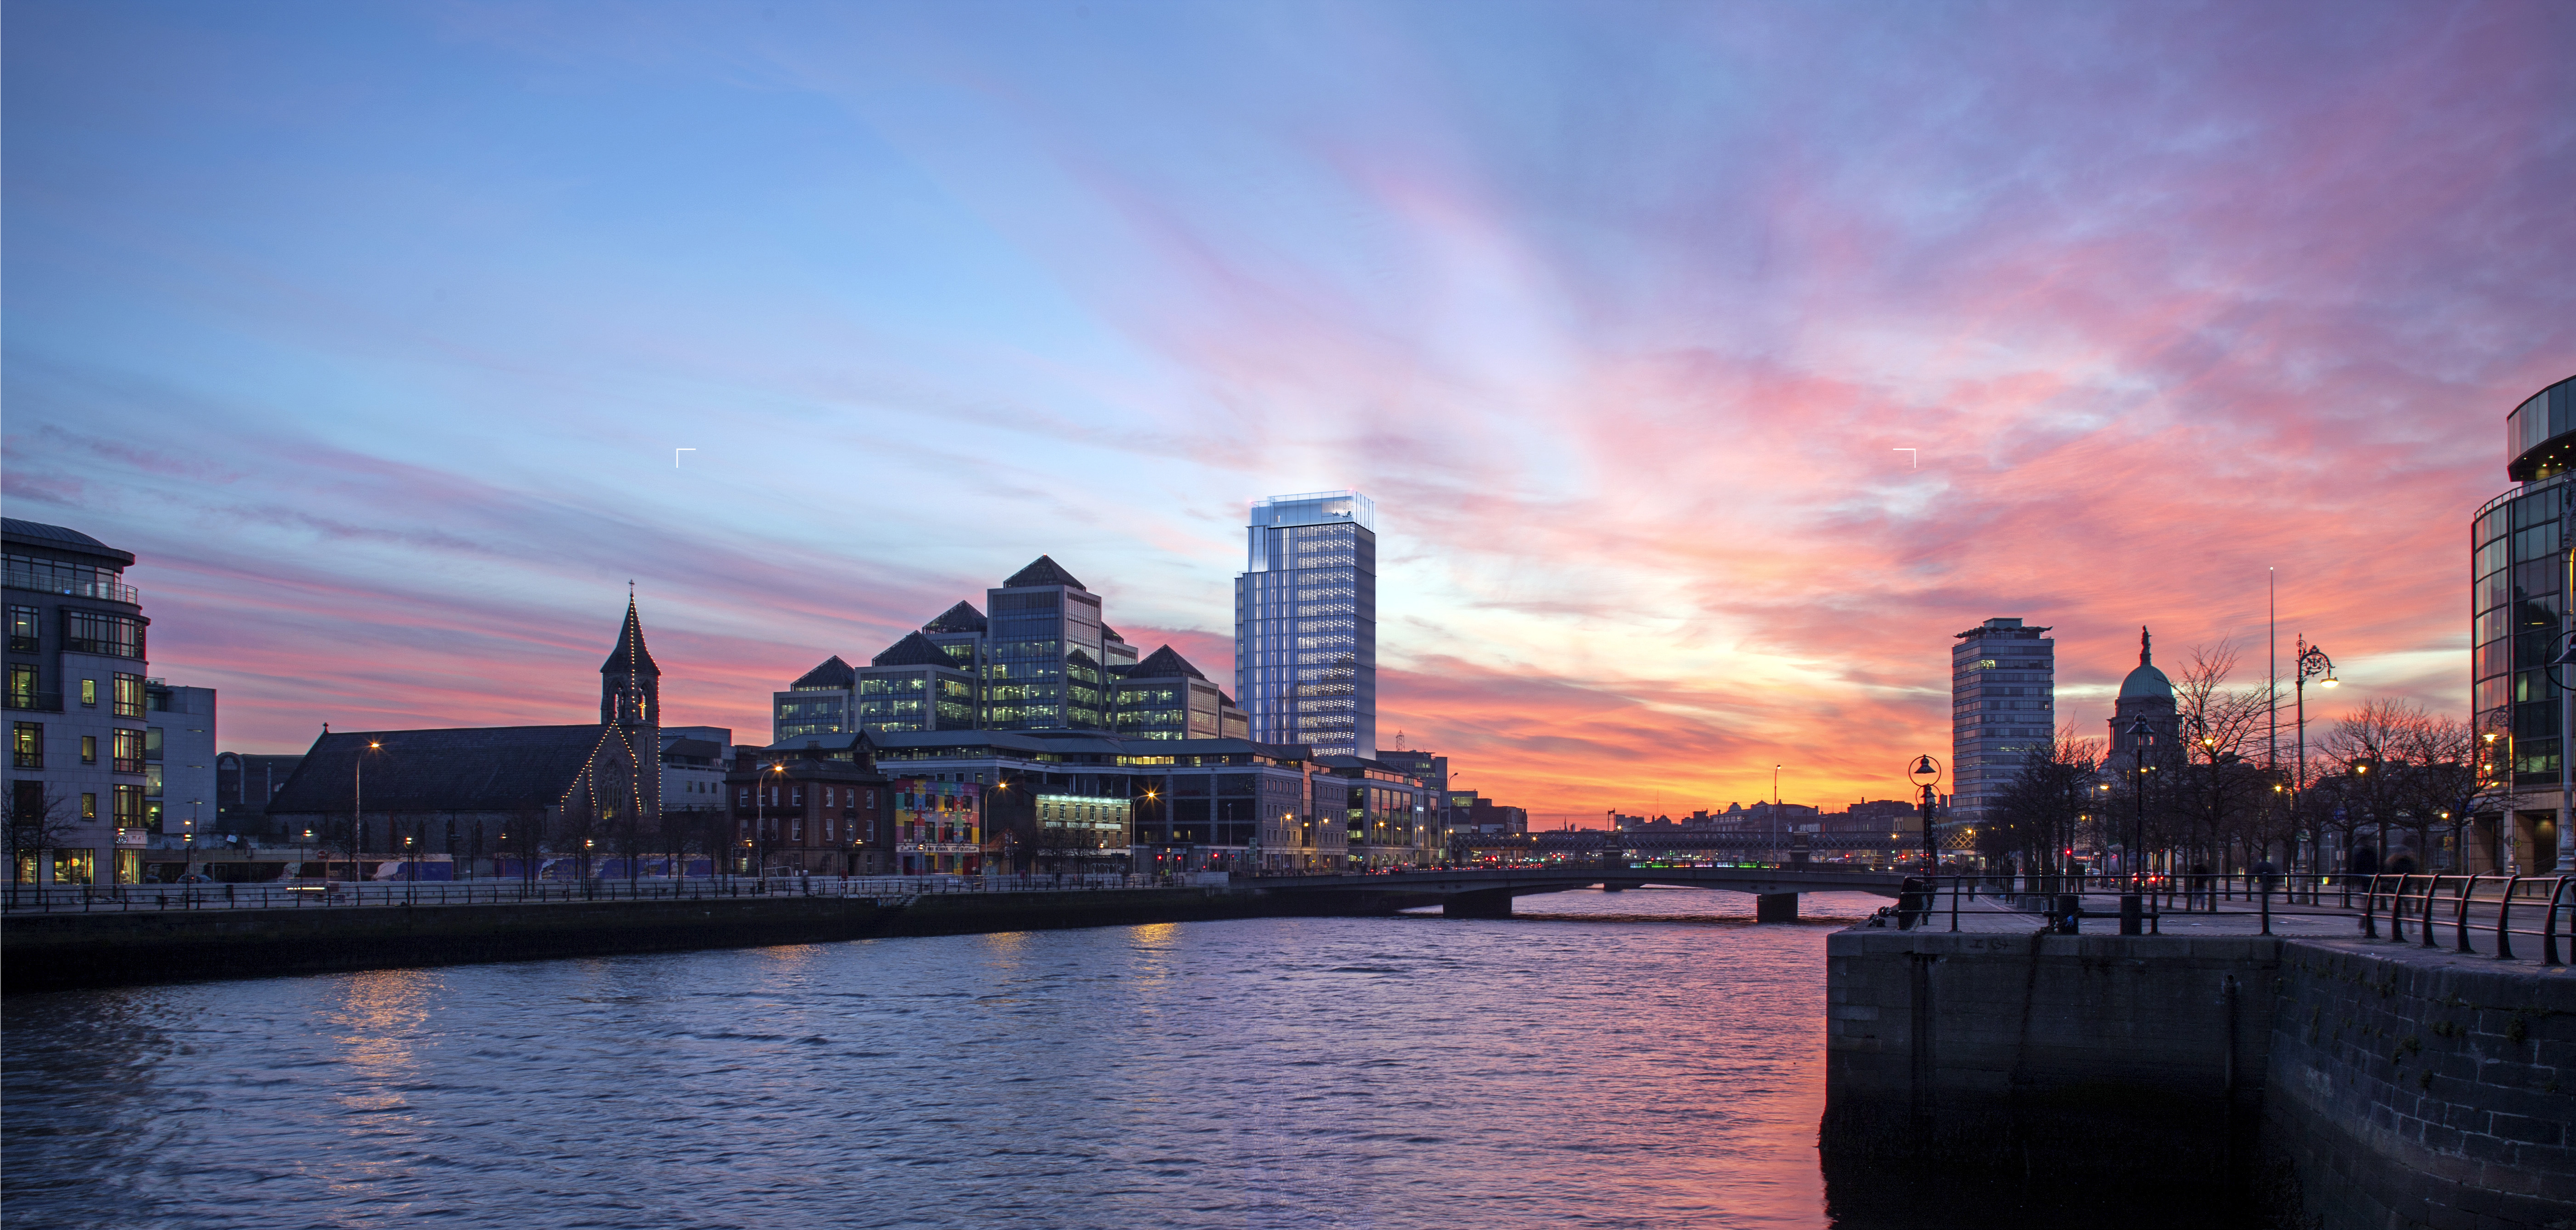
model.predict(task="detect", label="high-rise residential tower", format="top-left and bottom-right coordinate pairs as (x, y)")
top-left (1949, 617), bottom-right (2055, 840)
top-left (1235, 491), bottom-right (1377, 758)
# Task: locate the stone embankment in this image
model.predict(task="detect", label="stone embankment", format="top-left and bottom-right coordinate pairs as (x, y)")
top-left (0, 886), bottom-right (1420, 994)
top-left (1821, 928), bottom-right (2575, 1229)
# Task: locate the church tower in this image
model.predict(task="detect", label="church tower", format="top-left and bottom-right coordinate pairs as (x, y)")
top-left (601, 592), bottom-right (660, 728)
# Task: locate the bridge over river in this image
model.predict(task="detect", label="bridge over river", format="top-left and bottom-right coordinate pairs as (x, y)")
top-left (1247, 865), bottom-right (1910, 920)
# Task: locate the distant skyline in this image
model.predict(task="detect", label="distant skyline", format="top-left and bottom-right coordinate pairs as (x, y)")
top-left (6, 2), bottom-right (2573, 821)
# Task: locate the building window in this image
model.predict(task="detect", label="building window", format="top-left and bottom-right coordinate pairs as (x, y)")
top-left (81, 678), bottom-right (97, 708)
top-left (80, 792), bottom-right (97, 820)
top-left (7, 665), bottom-right (37, 709)
top-left (11, 722), bottom-right (39, 769)
top-left (81, 734), bottom-right (96, 765)
top-left (113, 673), bottom-right (144, 718)
top-left (112, 728), bottom-right (146, 775)
top-left (6, 605), bottom-right (37, 653)
top-left (63, 610), bottom-right (146, 659)
top-left (111, 784), bottom-right (143, 826)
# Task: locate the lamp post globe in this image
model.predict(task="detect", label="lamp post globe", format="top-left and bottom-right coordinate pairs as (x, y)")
top-left (1906, 755), bottom-right (1941, 877)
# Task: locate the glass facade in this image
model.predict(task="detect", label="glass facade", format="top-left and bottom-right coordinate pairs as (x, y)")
top-left (1235, 491), bottom-right (1377, 758)
top-left (985, 562), bottom-right (1114, 732)
top-left (1949, 618), bottom-right (2055, 833)
top-left (2475, 375), bottom-right (2576, 873)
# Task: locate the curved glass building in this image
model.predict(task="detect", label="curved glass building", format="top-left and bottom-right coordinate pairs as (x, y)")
top-left (2471, 373), bottom-right (2576, 872)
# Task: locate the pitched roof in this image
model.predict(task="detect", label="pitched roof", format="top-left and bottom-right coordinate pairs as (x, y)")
top-left (923, 601), bottom-right (986, 633)
top-left (1128, 645), bottom-right (1207, 681)
top-left (599, 596), bottom-right (659, 677)
top-left (1002, 554), bottom-right (1086, 591)
top-left (1101, 624), bottom-right (1126, 643)
top-left (870, 632), bottom-right (954, 668)
top-left (264, 726), bottom-right (614, 815)
top-left (792, 655), bottom-right (857, 688)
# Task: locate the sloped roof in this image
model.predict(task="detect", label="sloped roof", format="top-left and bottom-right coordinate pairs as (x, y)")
top-left (1128, 645), bottom-right (1207, 681)
top-left (1100, 623), bottom-right (1125, 642)
top-left (600, 596), bottom-right (659, 677)
top-left (1002, 554), bottom-right (1086, 590)
top-left (792, 655), bottom-right (857, 688)
top-left (870, 632), bottom-right (954, 668)
top-left (2, 518), bottom-right (134, 567)
top-left (923, 601), bottom-right (986, 633)
top-left (265, 726), bottom-right (613, 815)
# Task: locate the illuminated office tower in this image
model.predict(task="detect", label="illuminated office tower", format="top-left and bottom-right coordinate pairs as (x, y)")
top-left (1235, 491), bottom-right (1376, 757)
top-left (1949, 617), bottom-right (2055, 839)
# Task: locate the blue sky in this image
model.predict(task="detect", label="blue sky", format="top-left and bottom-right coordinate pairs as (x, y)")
top-left (8, 1), bottom-right (2573, 817)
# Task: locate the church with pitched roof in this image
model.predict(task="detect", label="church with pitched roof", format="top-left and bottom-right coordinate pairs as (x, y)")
top-left (263, 596), bottom-right (665, 875)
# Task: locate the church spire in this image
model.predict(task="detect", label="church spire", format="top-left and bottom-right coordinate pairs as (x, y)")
top-left (601, 591), bottom-right (660, 727)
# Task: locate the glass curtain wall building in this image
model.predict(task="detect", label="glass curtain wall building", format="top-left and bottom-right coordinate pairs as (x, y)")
top-left (1949, 618), bottom-right (2055, 849)
top-left (2471, 374), bottom-right (2576, 873)
top-left (1235, 491), bottom-right (1377, 758)
top-left (984, 556), bottom-right (1114, 732)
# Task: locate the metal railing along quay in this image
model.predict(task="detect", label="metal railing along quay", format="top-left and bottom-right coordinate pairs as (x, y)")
top-left (0, 872), bottom-right (1216, 914)
top-left (1911, 872), bottom-right (2576, 964)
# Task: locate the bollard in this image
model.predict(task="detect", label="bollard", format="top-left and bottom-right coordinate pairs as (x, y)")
top-left (2055, 893), bottom-right (2081, 935)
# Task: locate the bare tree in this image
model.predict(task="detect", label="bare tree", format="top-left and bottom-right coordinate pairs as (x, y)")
top-left (6, 786), bottom-right (81, 902)
top-left (2319, 699), bottom-right (2426, 871)
top-left (2170, 642), bottom-right (2276, 872)
top-left (1981, 729), bottom-right (2104, 885)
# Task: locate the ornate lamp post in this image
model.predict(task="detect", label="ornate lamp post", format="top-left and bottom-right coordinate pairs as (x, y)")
top-left (2293, 640), bottom-right (2338, 874)
top-left (1906, 755), bottom-right (1942, 877)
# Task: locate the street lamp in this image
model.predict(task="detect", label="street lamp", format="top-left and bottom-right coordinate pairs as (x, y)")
top-left (2292, 639), bottom-right (2337, 874)
top-left (753, 762), bottom-right (784, 884)
top-left (1906, 755), bottom-right (1941, 878)
top-left (2547, 634), bottom-right (2576, 874)
top-left (1772, 763), bottom-right (1784, 867)
top-left (2123, 715), bottom-right (2155, 934)
top-left (348, 739), bottom-right (381, 890)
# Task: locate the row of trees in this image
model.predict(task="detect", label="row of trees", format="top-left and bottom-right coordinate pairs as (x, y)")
top-left (1978, 641), bottom-right (2492, 876)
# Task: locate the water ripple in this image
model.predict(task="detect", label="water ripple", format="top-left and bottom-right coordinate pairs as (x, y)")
top-left (3, 889), bottom-right (1890, 1229)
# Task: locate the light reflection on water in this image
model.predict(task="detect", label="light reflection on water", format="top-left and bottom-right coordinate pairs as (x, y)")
top-left (4, 888), bottom-right (1886, 1229)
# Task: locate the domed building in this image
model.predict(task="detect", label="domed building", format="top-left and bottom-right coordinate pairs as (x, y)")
top-left (2106, 627), bottom-right (2180, 774)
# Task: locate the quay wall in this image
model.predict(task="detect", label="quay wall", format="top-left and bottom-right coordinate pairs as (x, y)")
top-left (0, 886), bottom-right (1425, 994)
top-left (1821, 930), bottom-right (2576, 1229)
top-left (2265, 940), bottom-right (2576, 1230)
top-left (1820, 931), bottom-right (2279, 1190)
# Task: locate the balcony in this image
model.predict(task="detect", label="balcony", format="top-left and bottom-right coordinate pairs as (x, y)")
top-left (3, 570), bottom-right (138, 605)
top-left (4, 691), bottom-right (64, 714)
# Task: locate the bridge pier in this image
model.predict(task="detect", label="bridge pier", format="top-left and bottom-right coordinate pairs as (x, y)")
top-left (1755, 892), bottom-right (1799, 923)
top-left (1444, 889), bottom-right (1516, 919)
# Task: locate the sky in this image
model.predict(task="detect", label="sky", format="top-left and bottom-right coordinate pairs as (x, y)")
top-left (6, 1), bottom-right (2573, 823)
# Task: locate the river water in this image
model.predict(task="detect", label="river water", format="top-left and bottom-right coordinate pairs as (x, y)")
top-left (6, 889), bottom-right (1919, 1229)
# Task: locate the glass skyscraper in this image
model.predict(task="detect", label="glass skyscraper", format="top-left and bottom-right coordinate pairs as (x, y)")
top-left (1235, 491), bottom-right (1377, 758)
